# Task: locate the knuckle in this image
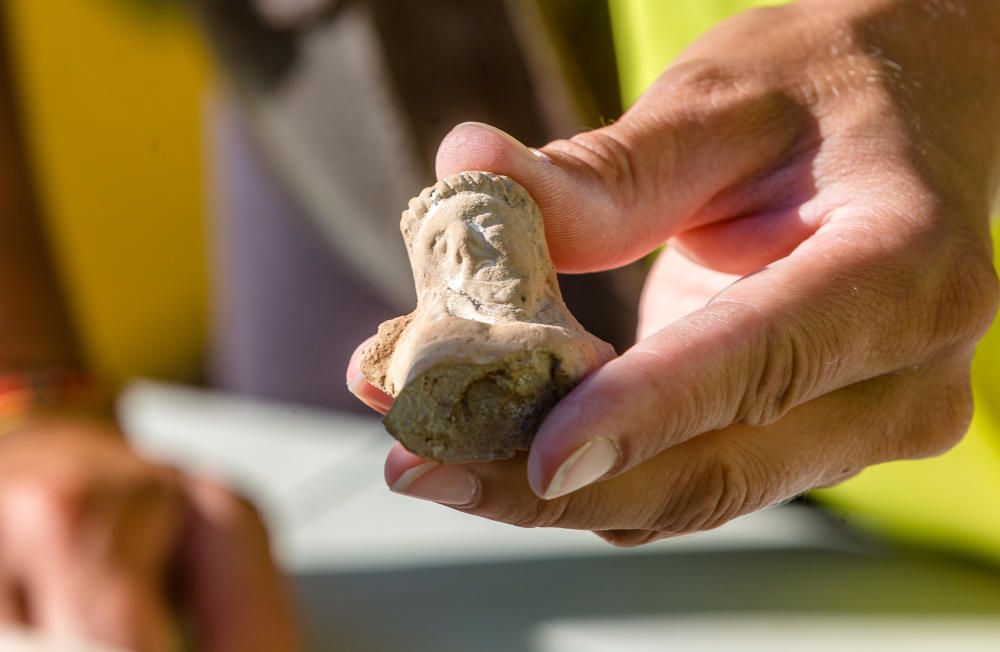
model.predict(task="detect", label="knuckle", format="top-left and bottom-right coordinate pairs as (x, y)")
top-left (892, 204), bottom-right (999, 354)
top-left (662, 59), bottom-right (743, 110)
top-left (717, 301), bottom-right (820, 427)
top-left (905, 382), bottom-right (974, 459)
top-left (648, 451), bottom-right (754, 535)
top-left (550, 128), bottom-right (643, 209)
top-left (496, 495), bottom-right (572, 530)
top-left (578, 130), bottom-right (640, 207)
top-left (742, 322), bottom-right (803, 426)
top-left (934, 242), bottom-right (999, 348)
top-left (660, 57), bottom-right (794, 133)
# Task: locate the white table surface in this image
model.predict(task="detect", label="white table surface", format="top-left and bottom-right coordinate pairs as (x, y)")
top-left (117, 381), bottom-right (862, 573)
top-left (113, 382), bottom-right (1000, 652)
top-left (536, 615), bottom-right (1000, 652)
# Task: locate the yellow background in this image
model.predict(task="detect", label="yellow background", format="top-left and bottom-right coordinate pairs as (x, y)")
top-left (3, 0), bottom-right (211, 384)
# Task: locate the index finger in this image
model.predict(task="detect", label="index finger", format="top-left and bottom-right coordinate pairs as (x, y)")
top-left (526, 210), bottom-right (994, 498)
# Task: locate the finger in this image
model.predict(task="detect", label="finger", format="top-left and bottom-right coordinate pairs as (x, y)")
top-left (527, 215), bottom-right (995, 498)
top-left (385, 443), bottom-right (480, 507)
top-left (435, 69), bottom-right (811, 273)
top-left (180, 478), bottom-right (299, 652)
top-left (346, 336), bottom-right (393, 414)
top-left (387, 359), bottom-right (973, 536)
top-left (636, 245), bottom-right (740, 339)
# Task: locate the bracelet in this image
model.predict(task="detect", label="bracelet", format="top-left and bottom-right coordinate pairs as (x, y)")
top-left (0, 369), bottom-right (108, 435)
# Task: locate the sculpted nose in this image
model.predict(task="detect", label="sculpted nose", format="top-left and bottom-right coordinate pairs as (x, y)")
top-left (447, 220), bottom-right (495, 266)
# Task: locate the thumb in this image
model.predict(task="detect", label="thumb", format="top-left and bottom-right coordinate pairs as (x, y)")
top-left (435, 77), bottom-right (804, 273)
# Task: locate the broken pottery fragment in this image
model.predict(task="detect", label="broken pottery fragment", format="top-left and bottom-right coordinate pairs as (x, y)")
top-left (360, 172), bottom-right (615, 463)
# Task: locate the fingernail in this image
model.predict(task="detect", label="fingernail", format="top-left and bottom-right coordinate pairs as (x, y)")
top-left (454, 121), bottom-right (537, 161)
top-left (347, 374), bottom-right (392, 413)
top-left (390, 462), bottom-right (479, 506)
top-left (529, 147), bottom-right (551, 163)
top-left (543, 438), bottom-right (619, 499)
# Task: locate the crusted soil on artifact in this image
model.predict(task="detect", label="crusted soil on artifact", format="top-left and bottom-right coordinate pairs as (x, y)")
top-left (384, 350), bottom-right (575, 462)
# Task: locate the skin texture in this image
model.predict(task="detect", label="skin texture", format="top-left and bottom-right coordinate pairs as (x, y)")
top-left (348, 0), bottom-right (1000, 543)
top-left (0, 21), bottom-right (300, 650)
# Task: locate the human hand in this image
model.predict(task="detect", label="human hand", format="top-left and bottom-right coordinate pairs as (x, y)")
top-left (348, 0), bottom-right (1000, 545)
top-left (0, 419), bottom-right (299, 650)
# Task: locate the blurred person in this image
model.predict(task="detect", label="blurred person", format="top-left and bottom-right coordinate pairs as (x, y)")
top-left (0, 6), bottom-right (299, 651)
top-left (0, 0), bottom-right (416, 647)
top-left (3, 0), bottom-right (1000, 651)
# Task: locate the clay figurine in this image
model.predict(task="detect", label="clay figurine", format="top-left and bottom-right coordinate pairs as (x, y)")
top-left (361, 172), bottom-right (615, 463)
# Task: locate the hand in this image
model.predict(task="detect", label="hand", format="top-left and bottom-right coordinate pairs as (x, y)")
top-left (348, 0), bottom-right (1000, 545)
top-left (0, 419), bottom-right (300, 650)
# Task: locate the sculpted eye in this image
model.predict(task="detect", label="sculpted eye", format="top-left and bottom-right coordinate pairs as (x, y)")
top-left (431, 231), bottom-right (446, 254)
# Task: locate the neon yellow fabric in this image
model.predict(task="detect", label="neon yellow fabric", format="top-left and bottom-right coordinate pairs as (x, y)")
top-left (609, 0), bottom-right (1000, 562)
top-left (811, 225), bottom-right (1000, 565)
top-left (3, 1), bottom-right (211, 384)
top-left (609, 0), bottom-right (786, 107)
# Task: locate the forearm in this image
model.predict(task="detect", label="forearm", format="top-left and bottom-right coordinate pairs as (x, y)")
top-left (0, 23), bottom-right (81, 374)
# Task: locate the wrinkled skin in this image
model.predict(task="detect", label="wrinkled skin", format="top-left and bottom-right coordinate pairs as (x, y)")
top-left (0, 420), bottom-right (299, 651)
top-left (349, 0), bottom-right (1000, 545)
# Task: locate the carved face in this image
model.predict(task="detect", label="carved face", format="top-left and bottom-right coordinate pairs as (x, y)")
top-left (413, 192), bottom-right (543, 321)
